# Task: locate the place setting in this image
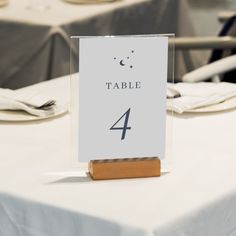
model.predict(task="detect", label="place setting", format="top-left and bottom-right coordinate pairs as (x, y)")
top-left (167, 82), bottom-right (236, 113)
top-left (0, 87), bottom-right (68, 121)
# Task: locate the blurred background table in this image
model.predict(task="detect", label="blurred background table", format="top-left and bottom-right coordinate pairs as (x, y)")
top-left (0, 75), bottom-right (236, 235)
top-left (0, 0), bottom-right (201, 89)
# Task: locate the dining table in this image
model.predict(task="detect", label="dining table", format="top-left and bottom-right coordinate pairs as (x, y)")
top-left (0, 75), bottom-right (236, 236)
top-left (0, 0), bottom-right (202, 89)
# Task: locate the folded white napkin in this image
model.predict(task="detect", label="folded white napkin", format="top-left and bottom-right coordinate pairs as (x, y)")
top-left (0, 88), bottom-right (56, 117)
top-left (167, 82), bottom-right (236, 113)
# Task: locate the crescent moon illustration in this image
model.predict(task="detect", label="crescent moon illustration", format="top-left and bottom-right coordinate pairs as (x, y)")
top-left (120, 60), bottom-right (125, 66)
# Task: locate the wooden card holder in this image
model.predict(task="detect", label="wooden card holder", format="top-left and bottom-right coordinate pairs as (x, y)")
top-left (89, 157), bottom-right (161, 180)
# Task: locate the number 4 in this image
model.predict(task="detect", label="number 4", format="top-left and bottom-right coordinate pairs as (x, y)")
top-left (110, 108), bottom-right (131, 140)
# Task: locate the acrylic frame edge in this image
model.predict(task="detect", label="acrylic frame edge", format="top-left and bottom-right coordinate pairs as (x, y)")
top-left (69, 34), bottom-right (175, 173)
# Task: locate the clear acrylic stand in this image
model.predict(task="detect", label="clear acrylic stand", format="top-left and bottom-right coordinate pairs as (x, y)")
top-left (70, 34), bottom-right (175, 177)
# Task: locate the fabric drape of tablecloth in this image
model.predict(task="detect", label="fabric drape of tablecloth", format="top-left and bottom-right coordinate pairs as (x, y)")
top-left (0, 0), bottom-right (203, 89)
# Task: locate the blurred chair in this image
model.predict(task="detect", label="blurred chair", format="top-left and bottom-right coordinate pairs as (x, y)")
top-left (218, 11), bottom-right (236, 23)
top-left (174, 15), bottom-right (236, 83)
top-left (182, 54), bottom-right (236, 82)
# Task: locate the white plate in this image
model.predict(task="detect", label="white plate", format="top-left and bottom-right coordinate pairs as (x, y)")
top-left (0, 104), bottom-right (68, 122)
top-left (187, 96), bottom-right (236, 113)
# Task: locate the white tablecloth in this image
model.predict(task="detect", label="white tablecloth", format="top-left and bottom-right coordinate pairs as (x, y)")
top-left (0, 0), bottom-right (202, 89)
top-left (1, 76), bottom-right (236, 236)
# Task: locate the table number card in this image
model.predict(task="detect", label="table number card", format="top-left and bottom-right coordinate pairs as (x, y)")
top-left (79, 36), bottom-right (168, 162)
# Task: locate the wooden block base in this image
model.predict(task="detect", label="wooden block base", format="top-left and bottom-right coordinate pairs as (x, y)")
top-left (89, 157), bottom-right (161, 180)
